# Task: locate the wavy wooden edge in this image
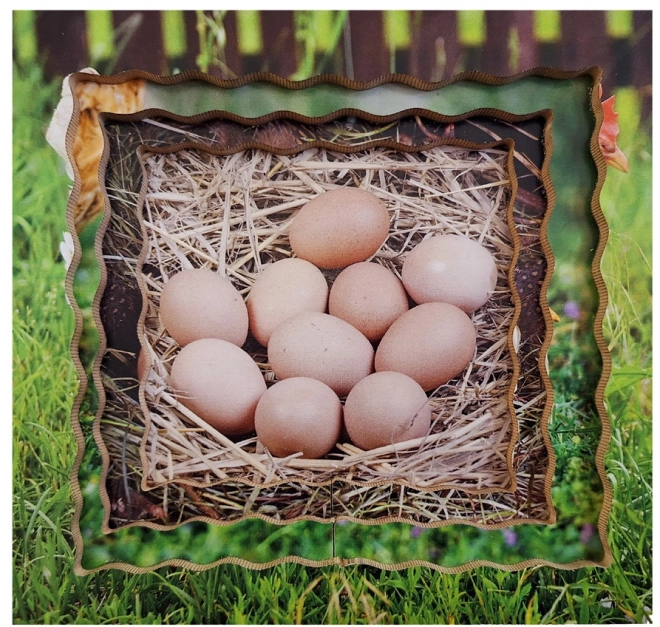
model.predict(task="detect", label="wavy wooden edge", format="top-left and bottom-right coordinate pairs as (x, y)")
top-left (61, 67), bottom-right (612, 575)
top-left (73, 547), bottom-right (604, 578)
top-left (589, 75), bottom-right (615, 570)
top-left (124, 116), bottom-right (524, 497)
top-left (537, 112), bottom-right (559, 528)
top-left (95, 110), bottom-right (550, 538)
top-left (67, 64), bottom-right (602, 93)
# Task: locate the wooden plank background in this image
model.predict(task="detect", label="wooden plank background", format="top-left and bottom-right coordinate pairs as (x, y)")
top-left (15, 10), bottom-right (652, 115)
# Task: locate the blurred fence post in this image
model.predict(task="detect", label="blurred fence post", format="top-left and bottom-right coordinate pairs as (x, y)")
top-left (632, 11), bottom-right (652, 120)
top-left (112, 11), bottom-right (165, 75)
top-left (35, 11), bottom-right (87, 79)
top-left (17, 8), bottom-right (652, 120)
top-left (483, 11), bottom-right (537, 76)
top-left (410, 11), bottom-right (459, 81)
top-left (483, 11), bottom-right (514, 76)
top-left (348, 11), bottom-right (389, 81)
top-left (259, 11), bottom-right (297, 77)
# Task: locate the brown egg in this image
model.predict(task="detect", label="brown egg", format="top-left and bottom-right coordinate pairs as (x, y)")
top-left (328, 262), bottom-right (410, 341)
top-left (160, 268), bottom-right (248, 347)
top-left (255, 377), bottom-right (343, 459)
top-left (289, 188), bottom-right (390, 269)
top-left (402, 234), bottom-right (498, 312)
top-left (268, 312), bottom-right (374, 396)
top-left (375, 302), bottom-right (476, 391)
top-left (247, 258), bottom-right (328, 347)
top-left (169, 338), bottom-right (266, 436)
top-left (344, 371), bottom-right (431, 450)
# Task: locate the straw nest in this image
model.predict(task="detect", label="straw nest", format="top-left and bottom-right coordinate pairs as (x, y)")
top-left (136, 143), bottom-right (518, 500)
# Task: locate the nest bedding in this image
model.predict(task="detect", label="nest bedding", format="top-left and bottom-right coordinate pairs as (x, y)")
top-left (137, 143), bottom-right (519, 495)
top-left (91, 111), bottom-right (555, 530)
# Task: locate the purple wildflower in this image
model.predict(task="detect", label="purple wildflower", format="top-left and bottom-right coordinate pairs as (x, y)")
top-left (410, 526), bottom-right (423, 538)
top-left (580, 523), bottom-right (595, 544)
top-left (502, 528), bottom-right (518, 547)
top-left (564, 301), bottom-right (581, 320)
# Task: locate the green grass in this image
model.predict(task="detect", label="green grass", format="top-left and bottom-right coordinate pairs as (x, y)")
top-left (12, 58), bottom-right (651, 623)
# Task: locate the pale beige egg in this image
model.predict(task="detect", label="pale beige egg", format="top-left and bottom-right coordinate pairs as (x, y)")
top-left (255, 377), bottom-right (343, 459)
top-left (375, 302), bottom-right (476, 391)
top-left (169, 338), bottom-right (266, 436)
top-left (328, 262), bottom-right (410, 341)
top-left (268, 312), bottom-right (374, 396)
top-left (247, 258), bottom-right (328, 347)
top-left (289, 187), bottom-right (390, 269)
top-left (402, 234), bottom-right (498, 313)
top-left (160, 268), bottom-right (248, 347)
top-left (344, 371), bottom-right (431, 451)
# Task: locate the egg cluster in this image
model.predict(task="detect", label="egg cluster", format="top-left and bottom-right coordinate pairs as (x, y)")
top-left (154, 187), bottom-right (498, 460)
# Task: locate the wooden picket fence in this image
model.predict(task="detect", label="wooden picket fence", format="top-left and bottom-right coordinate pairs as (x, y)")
top-left (14, 10), bottom-right (652, 112)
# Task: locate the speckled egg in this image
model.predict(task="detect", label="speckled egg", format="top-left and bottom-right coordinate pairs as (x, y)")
top-left (344, 371), bottom-right (431, 451)
top-left (255, 377), bottom-right (343, 459)
top-left (268, 312), bottom-right (374, 396)
top-left (289, 187), bottom-right (390, 269)
top-left (328, 262), bottom-right (410, 341)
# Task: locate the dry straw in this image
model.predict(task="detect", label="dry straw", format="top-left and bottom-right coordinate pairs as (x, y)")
top-left (137, 144), bottom-right (519, 500)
